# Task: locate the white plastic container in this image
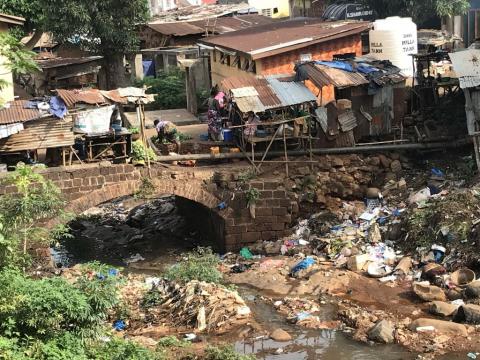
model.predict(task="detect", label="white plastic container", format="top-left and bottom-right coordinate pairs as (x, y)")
top-left (369, 17), bottom-right (418, 77)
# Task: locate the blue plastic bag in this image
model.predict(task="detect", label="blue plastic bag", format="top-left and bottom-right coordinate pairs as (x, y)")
top-left (290, 257), bottom-right (315, 276)
top-left (113, 320), bottom-right (126, 331)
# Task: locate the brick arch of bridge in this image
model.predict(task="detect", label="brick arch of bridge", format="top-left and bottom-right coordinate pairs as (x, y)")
top-left (65, 179), bottom-right (228, 218)
top-left (65, 178), bottom-right (232, 251)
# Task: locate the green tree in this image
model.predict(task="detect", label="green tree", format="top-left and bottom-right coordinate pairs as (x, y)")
top-left (0, 163), bottom-right (64, 259)
top-left (0, 0), bottom-right (149, 88)
top-left (359, 0), bottom-right (470, 24)
top-left (0, 32), bottom-right (39, 105)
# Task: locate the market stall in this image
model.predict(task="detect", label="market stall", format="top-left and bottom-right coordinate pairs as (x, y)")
top-left (220, 75), bottom-right (318, 174)
top-left (56, 88), bottom-right (154, 165)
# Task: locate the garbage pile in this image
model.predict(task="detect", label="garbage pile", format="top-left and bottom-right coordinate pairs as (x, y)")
top-left (142, 278), bottom-right (251, 333)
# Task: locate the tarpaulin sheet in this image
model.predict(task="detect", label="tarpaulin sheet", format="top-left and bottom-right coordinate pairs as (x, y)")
top-left (73, 105), bottom-right (115, 134)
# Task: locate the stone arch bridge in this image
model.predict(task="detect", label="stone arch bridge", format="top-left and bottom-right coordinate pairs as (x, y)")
top-left (0, 163), bottom-right (296, 251)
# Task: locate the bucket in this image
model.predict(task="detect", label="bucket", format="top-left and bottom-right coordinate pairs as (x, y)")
top-left (223, 129), bottom-right (233, 142)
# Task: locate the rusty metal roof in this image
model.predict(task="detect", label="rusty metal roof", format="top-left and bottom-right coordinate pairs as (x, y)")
top-left (221, 75), bottom-right (281, 109)
top-left (297, 61), bottom-right (405, 89)
top-left (150, 3), bottom-right (252, 23)
top-left (221, 74), bottom-right (316, 113)
top-left (199, 19), bottom-right (371, 59)
top-left (56, 88), bottom-right (154, 107)
top-left (148, 14), bottom-right (275, 36)
top-left (56, 89), bottom-right (107, 107)
top-left (36, 56), bottom-right (103, 69)
top-left (147, 22), bottom-right (204, 36)
top-left (307, 63), bottom-right (369, 88)
top-left (0, 101), bottom-right (41, 125)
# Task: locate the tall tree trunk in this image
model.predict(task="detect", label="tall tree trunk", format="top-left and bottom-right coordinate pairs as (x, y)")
top-left (24, 30), bottom-right (44, 50)
top-left (103, 53), bottom-right (129, 90)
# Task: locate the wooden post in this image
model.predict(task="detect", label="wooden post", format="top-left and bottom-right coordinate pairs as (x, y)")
top-left (138, 102), bottom-right (152, 177)
top-left (283, 123), bottom-right (289, 176)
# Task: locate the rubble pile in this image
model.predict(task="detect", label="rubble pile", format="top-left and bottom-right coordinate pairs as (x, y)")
top-left (143, 279), bottom-right (251, 333)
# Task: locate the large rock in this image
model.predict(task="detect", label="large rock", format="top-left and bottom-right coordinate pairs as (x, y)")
top-left (270, 328), bottom-right (292, 342)
top-left (368, 320), bottom-right (394, 344)
top-left (409, 318), bottom-right (468, 336)
top-left (466, 280), bottom-right (480, 298)
top-left (413, 283), bottom-right (447, 302)
top-left (455, 304), bottom-right (480, 324)
top-left (390, 160), bottom-right (402, 173)
top-left (429, 301), bottom-right (458, 317)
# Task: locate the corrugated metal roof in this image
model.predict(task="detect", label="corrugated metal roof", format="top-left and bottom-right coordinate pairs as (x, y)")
top-left (36, 56), bottom-right (103, 69)
top-left (221, 75), bottom-right (281, 108)
top-left (199, 19), bottom-right (371, 59)
top-left (0, 101), bottom-right (41, 125)
top-left (338, 110), bottom-right (357, 132)
top-left (235, 96), bottom-right (266, 113)
top-left (148, 22), bottom-right (204, 36)
top-left (0, 117), bottom-right (74, 152)
top-left (56, 89), bottom-right (107, 107)
top-left (309, 63), bottom-right (369, 88)
top-left (221, 75), bottom-right (317, 113)
top-left (265, 77), bottom-right (317, 107)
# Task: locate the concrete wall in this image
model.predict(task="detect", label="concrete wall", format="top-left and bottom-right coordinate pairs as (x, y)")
top-left (0, 22), bottom-right (14, 103)
top-left (249, 0), bottom-right (290, 18)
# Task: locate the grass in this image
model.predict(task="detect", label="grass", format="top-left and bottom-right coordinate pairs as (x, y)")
top-left (204, 345), bottom-right (256, 360)
top-left (164, 247), bottom-right (222, 284)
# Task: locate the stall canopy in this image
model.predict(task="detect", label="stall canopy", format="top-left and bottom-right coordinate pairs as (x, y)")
top-left (221, 75), bottom-right (317, 113)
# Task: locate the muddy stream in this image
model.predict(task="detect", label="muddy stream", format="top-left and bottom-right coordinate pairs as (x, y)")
top-left (51, 196), bottom-right (463, 359)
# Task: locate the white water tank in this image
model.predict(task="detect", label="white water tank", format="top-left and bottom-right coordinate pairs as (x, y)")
top-left (369, 17), bottom-right (418, 77)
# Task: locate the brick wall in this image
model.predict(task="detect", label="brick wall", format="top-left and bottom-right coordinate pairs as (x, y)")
top-left (259, 34), bottom-right (363, 76)
top-left (0, 164), bottom-right (296, 251)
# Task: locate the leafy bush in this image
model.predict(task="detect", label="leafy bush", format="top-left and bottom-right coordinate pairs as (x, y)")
top-left (0, 262), bottom-right (122, 341)
top-left (0, 163), bottom-right (65, 258)
top-left (138, 69), bottom-right (186, 109)
top-left (156, 336), bottom-right (189, 349)
top-left (132, 140), bottom-right (157, 163)
top-left (90, 337), bottom-right (161, 360)
top-left (164, 247), bottom-right (222, 284)
top-left (204, 345), bottom-right (255, 360)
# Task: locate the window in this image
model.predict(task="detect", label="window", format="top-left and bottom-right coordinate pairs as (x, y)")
top-left (273, 7), bottom-right (279, 14)
top-left (232, 55), bottom-right (240, 68)
top-left (247, 60), bottom-right (256, 73)
top-left (219, 52), bottom-right (230, 65)
top-left (300, 53), bottom-right (312, 62)
top-left (261, 8), bottom-right (272, 17)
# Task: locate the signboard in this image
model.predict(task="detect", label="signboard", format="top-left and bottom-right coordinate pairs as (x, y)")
top-left (345, 4), bottom-right (374, 21)
top-left (449, 50), bottom-right (480, 89)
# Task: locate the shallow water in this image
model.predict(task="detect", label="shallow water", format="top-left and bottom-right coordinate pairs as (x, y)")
top-left (234, 288), bottom-right (415, 360)
top-left (53, 196), bottom-right (469, 360)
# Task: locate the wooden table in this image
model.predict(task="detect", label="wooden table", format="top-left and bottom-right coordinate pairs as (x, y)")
top-left (84, 132), bottom-right (132, 163)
